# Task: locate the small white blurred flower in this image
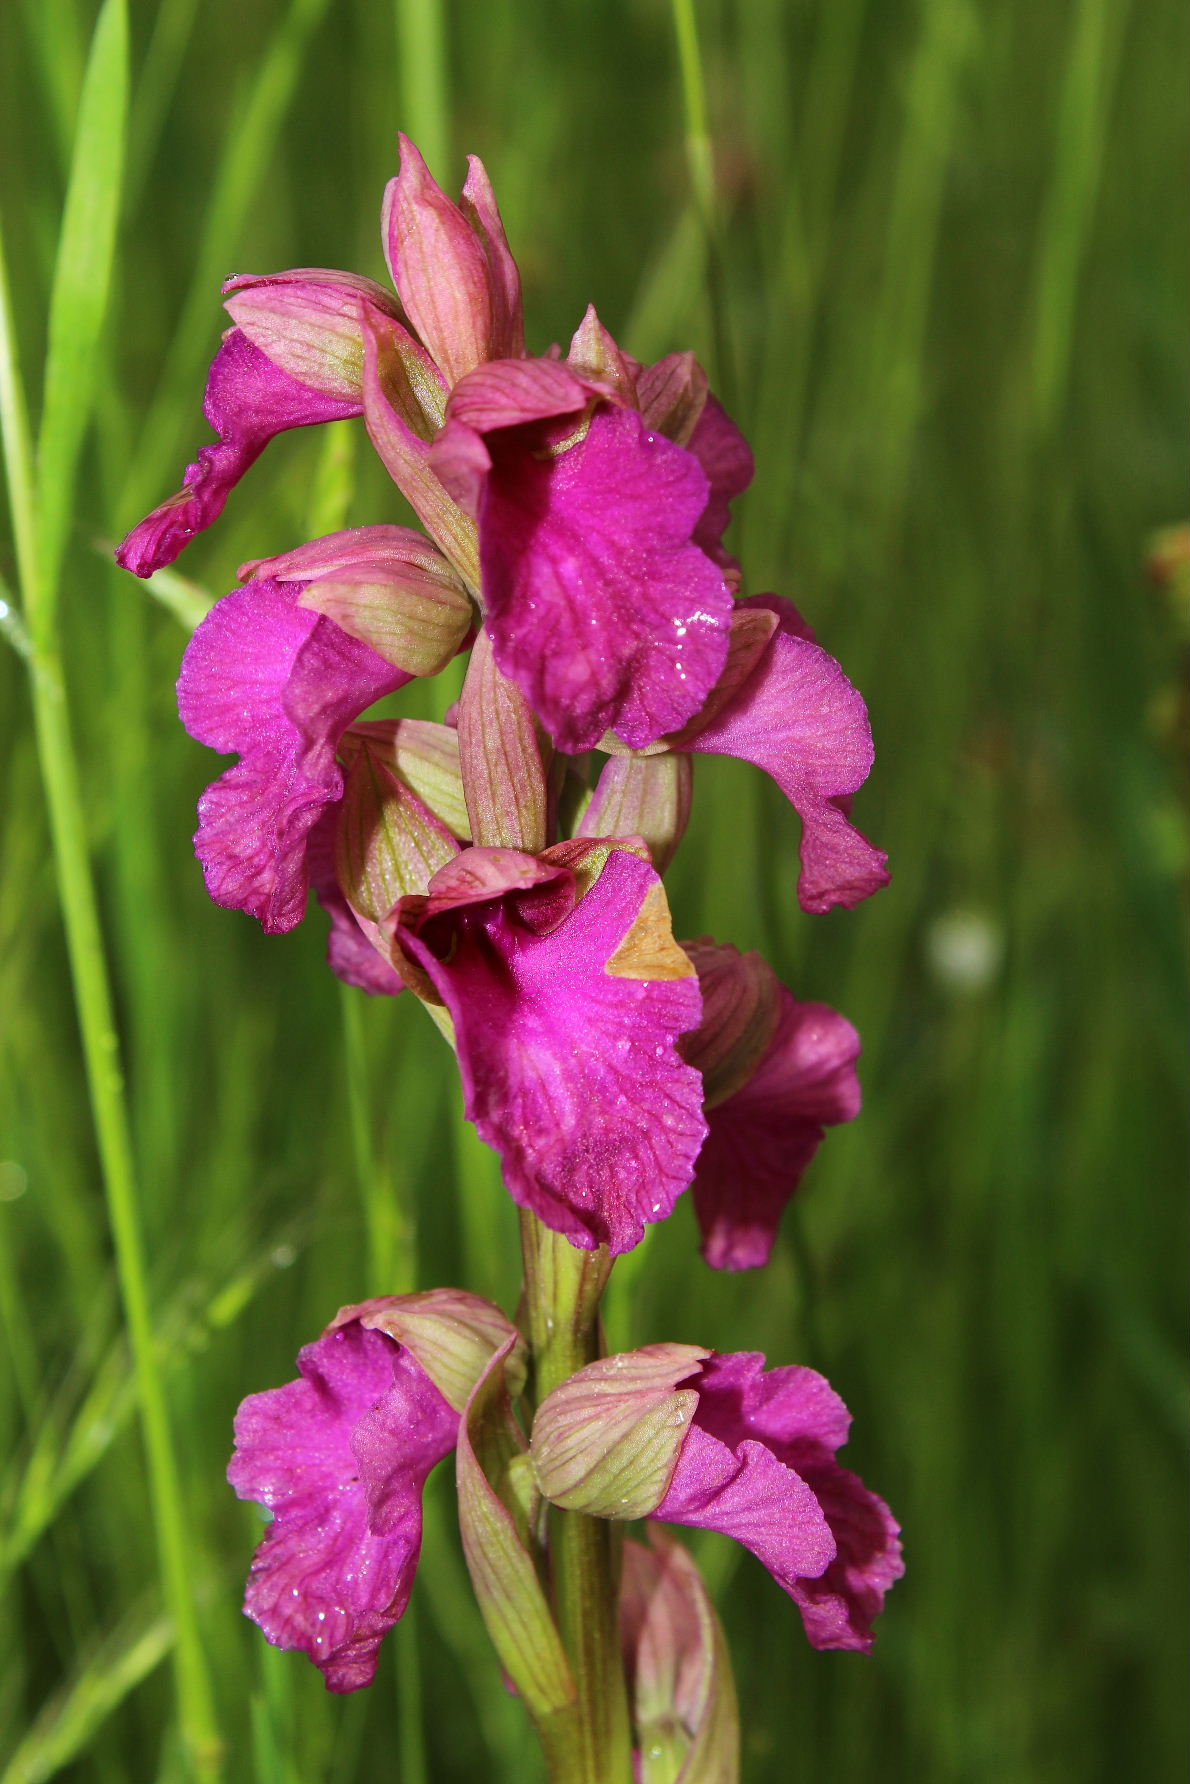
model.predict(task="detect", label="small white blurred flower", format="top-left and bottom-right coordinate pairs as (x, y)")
top-left (925, 910), bottom-right (1004, 994)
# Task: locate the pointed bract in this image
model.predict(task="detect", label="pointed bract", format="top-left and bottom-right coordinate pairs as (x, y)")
top-left (456, 629), bottom-right (551, 853)
top-left (359, 308), bottom-right (480, 585)
top-left (308, 810), bottom-right (405, 995)
top-left (334, 735), bottom-right (460, 922)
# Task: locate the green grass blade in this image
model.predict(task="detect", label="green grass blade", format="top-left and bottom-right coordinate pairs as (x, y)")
top-left (0, 1602), bottom-right (175, 1784)
top-left (1028, 0), bottom-right (1128, 437)
top-left (668, 0), bottom-right (732, 399)
top-left (0, 242), bottom-right (38, 612)
top-left (34, 0), bottom-right (128, 626)
top-left (0, 3), bottom-right (222, 1753)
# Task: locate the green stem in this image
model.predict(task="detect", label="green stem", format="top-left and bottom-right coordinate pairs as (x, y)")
top-left (519, 1216), bottom-right (632, 1784)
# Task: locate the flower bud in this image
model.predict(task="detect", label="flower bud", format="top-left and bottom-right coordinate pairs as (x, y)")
top-left (622, 1527), bottom-right (739, 1784)
top-left (382, 135), bottom-right (525, 385)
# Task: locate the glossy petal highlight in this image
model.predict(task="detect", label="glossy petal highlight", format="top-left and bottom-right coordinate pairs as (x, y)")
top-left (465, 399), bottom-right (733, 751)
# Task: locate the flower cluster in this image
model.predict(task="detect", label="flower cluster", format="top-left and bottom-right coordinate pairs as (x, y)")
top-left (119, 136), bottom-right (887, 1268)
top-left (120, 138), bottom-right (900, 1754)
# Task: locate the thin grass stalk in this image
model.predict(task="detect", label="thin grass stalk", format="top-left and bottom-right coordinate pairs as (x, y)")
top-left (119, 0), bottom-right (334, 518)
top-left (1028, 0), bottom-right (1128, 440)
top-left (0, 10), bottom-right (221, 1771)
top-left (668, 0), bottom-right (735, 407)
top-left (396, 0), bottom-right (450, 176)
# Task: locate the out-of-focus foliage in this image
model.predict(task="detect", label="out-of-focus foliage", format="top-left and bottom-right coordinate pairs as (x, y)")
top-left (0, 0), bottom-right (1185, 1779)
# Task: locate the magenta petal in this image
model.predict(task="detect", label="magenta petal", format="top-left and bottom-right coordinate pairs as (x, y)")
top-left (785, 1459), bottom-right (905, 1653)
top-left (681, 598), bottom-right (889, 912)
top-left (694, 987), bottom-right (862, 1271)
top-left (476, 404), bottom-right (733, 752)
top-left (228, 1322), bottom-right (456, 1692)
top-left (679, 1352), bottom-right (903, 1652)
top-left (178, 577), bottom-right (408, 932)
top-left (400, 847), bottom-right (706, 1254)
top-left (115, 330), bottom-right (360, 577)
top-left (685, 393), bottom-right (754, 571)
top-left (656, 1422), bottom-right (836, 1592)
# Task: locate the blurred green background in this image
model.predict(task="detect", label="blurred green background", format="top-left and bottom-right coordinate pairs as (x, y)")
top-left (1, 0), bottom-right (1185, 1779)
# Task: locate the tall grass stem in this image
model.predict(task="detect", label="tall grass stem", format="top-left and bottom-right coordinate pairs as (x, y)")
top-left (0, 5), bottom-right (221, 1771)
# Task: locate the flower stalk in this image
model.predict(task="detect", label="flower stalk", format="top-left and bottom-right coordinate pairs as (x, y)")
top-left (519, 1215), bottom-right (632, 1784)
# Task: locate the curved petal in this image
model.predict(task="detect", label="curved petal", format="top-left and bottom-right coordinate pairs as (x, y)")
top-left (679, 1351), bottom-right (902, 1653)
top-left (470, 402), bottom-right (733, 752)
top-left (655, 1423), bottom-right (836, 1592)
top-left (398, 847), bottom-right (706, 1254)
top-left (178, 576), bottom-right (408, 932)
top-left (681, 1351), bottom-right (854, 1456)
top-left (783, 1459), bottom-right (904, 1654)
top-left (115, 329), bottom-right (361, 577)
top-left (228, 1321), bottom-right (456, 1692)
top-left (680, 597), bottom-right (889, 912)
top-left (692, 987), bottom-right (862, 1271)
